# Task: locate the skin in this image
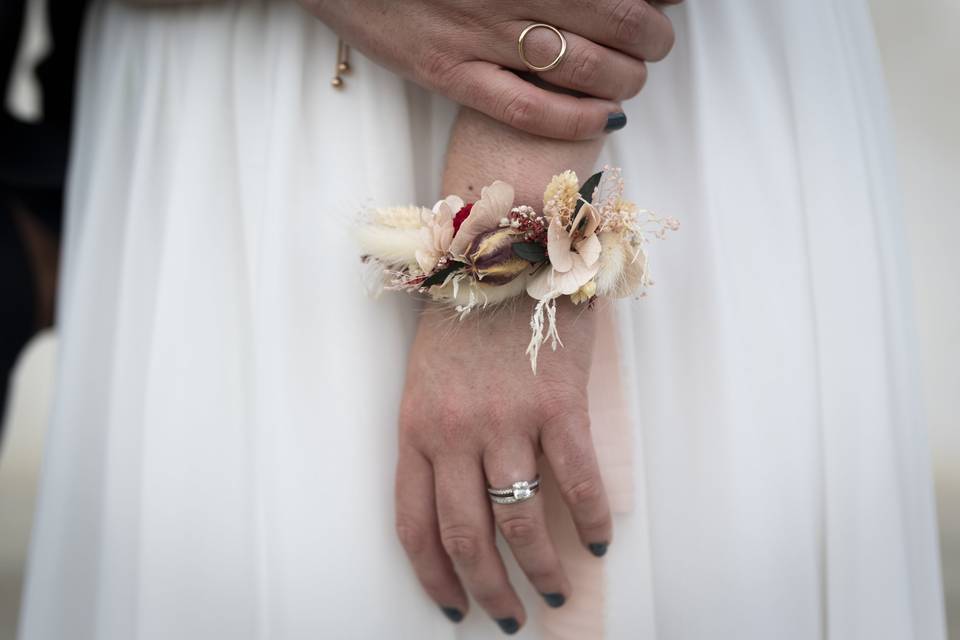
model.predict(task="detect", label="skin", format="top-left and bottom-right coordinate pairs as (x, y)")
top-left (396, 108), bottom-right (612, 633)
top-left (300, 0), bottom-right (679, 140)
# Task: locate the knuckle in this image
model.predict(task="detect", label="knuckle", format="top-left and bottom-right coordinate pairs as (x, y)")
top-left (500, 92), bottom-right (540, 132)
top-left (566, 108), bottom-right (591, 141)
top-left (562, 476), bottom-right (604, 509)
top-left (610, 0), bottom-right (649, 45)
top-left (499, 514), bottom-right (540, 547)
top-left (395, 515), bottom-right (429, 556)
top-left (398, 402), bottom-right (464, 450)
top-left (414, 46), bottom-right (462, 89)
top-left (568, 48), bottom-right (603, 91)
top-left (419, 403), bottom-right (470, 449)
top-left (536, 390), bottom-right (588, 427)
top-left (457, 71), bottom-right (487, 110)
top-left (434, 405), bottom-right (464, 440)
top-left (440, 524), bottom-right (482, 564)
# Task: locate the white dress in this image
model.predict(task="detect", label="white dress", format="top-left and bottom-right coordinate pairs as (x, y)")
top-left (19, 1), bottom-right (946, 638)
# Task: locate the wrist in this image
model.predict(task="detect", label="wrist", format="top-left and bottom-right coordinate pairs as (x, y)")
top-left (441, 108), bottom-right (603, 209)
top-left (360, 165), bottom-right (677, 372)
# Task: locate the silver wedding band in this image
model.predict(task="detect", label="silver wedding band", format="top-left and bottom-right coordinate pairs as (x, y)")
top-left (517, 23), bottom-right (568, 73)
top-left (487, 476), bottom-right (541, 505)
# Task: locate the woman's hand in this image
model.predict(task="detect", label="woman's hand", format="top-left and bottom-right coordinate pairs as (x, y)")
top-left (300, 0), bottom-right (678, 140)
top-left (396, 300), bottom-right (611, 632)
top-left (391, 83), bottom-right (614, 628)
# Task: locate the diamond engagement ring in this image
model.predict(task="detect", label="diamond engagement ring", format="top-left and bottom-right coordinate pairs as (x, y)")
top-left (487, 476), bottom-right (541, 505)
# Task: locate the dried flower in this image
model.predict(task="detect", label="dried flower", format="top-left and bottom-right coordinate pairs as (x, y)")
top-left (462, 226), bottom-right (530, 285)
top-left (594, 231), bottom-right (648, 297)
top-left (452, 203), bottom-right (473, 233)
top-left (357, 205), bottom-right (432, 268)
top-left (570, 280), bottom-right (597, 305)
top-left (599, 197), bottom-right (638, 233)
top-left (414, 199), bottom-right (458, 274)
top-left (542, 170), bottom-right (580, 221)
top-left (357, 167), bottom-right (677, 374)
top-left (509, 205), bottom-right (548, 243)
top-left (449, 181), bottom-right (515, 259)
top-left (527, 203), bottom-right (602, 299)
top-left (373, 205), bottom-right (425, 229)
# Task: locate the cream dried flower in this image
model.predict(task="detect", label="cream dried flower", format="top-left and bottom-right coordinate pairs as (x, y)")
top-left (358, 205), bottom-right (431, 268)
top-left (570, 280), bottom-right (597, 305)
top-left (604, 197), bottom-right (638, 233)
top-left (542, 170), bottom-right (580, 221)
top-left (593, 231), bottom-right (648, 297)
top-left (373, 205), bottom-right (425, 229)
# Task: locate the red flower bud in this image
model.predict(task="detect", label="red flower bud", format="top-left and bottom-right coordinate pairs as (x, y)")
top-left (452, 203), bottom-right (473, 234)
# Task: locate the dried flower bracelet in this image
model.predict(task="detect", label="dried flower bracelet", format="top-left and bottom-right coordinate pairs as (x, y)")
top-left (357, 167), bottom-right (678, 372)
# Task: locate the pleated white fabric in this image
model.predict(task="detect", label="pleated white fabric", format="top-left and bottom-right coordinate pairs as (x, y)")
top-left (19, 1), bottom-right (946, 639)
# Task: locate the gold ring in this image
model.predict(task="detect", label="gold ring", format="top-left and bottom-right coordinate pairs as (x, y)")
top-left (517, 23), bottom-right (567, 73)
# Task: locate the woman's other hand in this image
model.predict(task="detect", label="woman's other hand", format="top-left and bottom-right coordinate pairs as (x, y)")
top-left (300, 0), bottom-right (678, 140)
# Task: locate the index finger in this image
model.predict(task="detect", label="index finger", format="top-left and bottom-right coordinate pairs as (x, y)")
top-left (446, 61), bottom-right (626, 141)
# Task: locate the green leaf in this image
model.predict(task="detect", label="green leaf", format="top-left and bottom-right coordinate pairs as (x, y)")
top-left (422, 264), bottom-right (462, 287)
top-left (512, 242), bottom-right (547, 263)
top-left (574, 171), bottom-right (603, 215)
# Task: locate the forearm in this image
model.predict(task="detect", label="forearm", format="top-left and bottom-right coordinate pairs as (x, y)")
top-left (441, 107), bottom-right (604, 207)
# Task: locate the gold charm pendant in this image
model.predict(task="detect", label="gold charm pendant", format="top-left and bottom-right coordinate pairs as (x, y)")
top-left (331, 39), bottom-right (351, 89)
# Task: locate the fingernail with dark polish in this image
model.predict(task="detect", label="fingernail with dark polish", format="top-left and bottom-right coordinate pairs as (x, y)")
top-left (441, 607), bottom-right (464, 623)
top-left (496, 617), bottom-right (520, 635)
top-left (589, 542), bottom-right (609, 557)
top-left (542, 592), bottom-right (566, 608)
top-left (605, 112), bottom-right (627, 132)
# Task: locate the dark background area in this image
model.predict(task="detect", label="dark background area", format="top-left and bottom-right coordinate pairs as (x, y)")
top-left (0, 0), bottom-right (86, 437)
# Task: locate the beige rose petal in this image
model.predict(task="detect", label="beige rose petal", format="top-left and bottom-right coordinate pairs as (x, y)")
top-left (574, 233), bottom-right (602, 267)
top-left (433, 194), bottom-right (465, 216)
top-left (438, 224), bottom-right (454, 252)
top-left (526, 266), bottom-right (556, 300)
top-left (581, 202), bottom-right (601, 238)
top-left (554, 254), bottom-right (601, 295)
top-left (415, 249), bottom-right (438, 274)
top-left (448, 181), bottom-right (514, 258)
top-left (547, 215), bottom-right (573, 273)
